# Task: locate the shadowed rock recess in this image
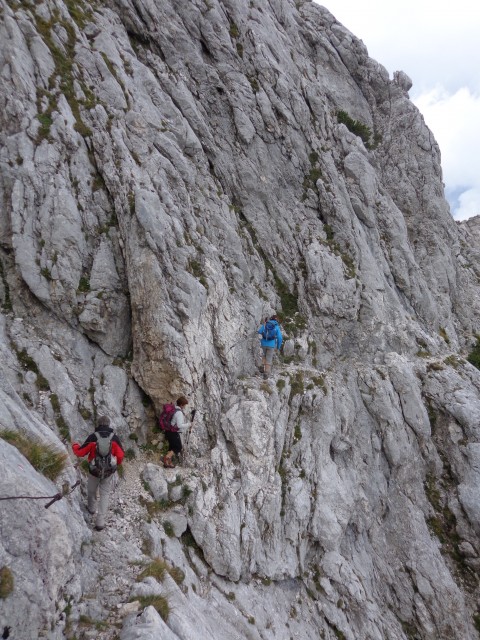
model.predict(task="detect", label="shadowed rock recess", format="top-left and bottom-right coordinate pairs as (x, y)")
top-left (1, 0), bottom-right (480, 638)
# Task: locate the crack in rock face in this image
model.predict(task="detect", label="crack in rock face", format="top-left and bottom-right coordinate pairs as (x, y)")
top-left (1, 0), bottom-right (480, 638)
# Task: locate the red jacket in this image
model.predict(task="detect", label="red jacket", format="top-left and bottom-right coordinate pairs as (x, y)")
top-left (72, 427), bottom-right (124, 465)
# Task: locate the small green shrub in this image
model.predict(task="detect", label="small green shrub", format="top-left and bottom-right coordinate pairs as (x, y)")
top-left (311, 375), bottom-right (326, 393)
top-left (0, 430), bottom-right (66, 480)
top-left (188, 259), bottom-right (207, 288)
top-left (78, 614), bottom-right (108, 631)
top-left (128, 192), bottom-right (135, 214)
top-left (139, 496), bottom-right (172, 517)
top-left (64, 0), bottom-right (93, 28)
top-left (36, 112), bottom-right (53, 141)
top-left (473, 612), bottom-right (480, 632)
top-left (56, 416), bottom-right (70, 440)
top-left (321, 224), bottom-right (356, 279)
top-left (125, 448), bottom-right (136, 461)
top-left (0, 259), bottom-right (12, 311)
top-left (248, 76), bottom-right (259, 93)
top-left (163, 520), bottom-right (175, 537)
top-left (77, 275), bottom-right (90, 293)
top-left (260, 381), bottom-right (272, 395)
top-left (289, 372), bottom-right (304, 400)
top-left (468, 336), bottom-right (480, 370)
top-left (332, 626), bottom-right (346, 640)
top-left (16, 348), bottom-right (39, 373)
top-left (80, 460), bottom-right (90, 475)
top-left (444, 355), bottom-right (464, 368)
top-left (416, 349), bottom-right (430, 358)
top-left (229, 21), bottom-right (239, 38)
top-left (226, 591), bottom-right (236, 601)
top-left (36, 373), bottom-right (50, 391)
top-left (40, 267), bottom-right (52, 281)
top-left (293, 422), bottom-right (302, 443)
top-left (0, 566), bottom-right (14, 598)
top-left (337, 110), bottom-right (374, 148)
top-left (302, 166), bottom-right (322, 194)
top-left (50, 393), bottom-right (61, 412)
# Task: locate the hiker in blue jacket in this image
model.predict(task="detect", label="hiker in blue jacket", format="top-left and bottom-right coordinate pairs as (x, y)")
top-left (258, 315), bottom-right (282, 379)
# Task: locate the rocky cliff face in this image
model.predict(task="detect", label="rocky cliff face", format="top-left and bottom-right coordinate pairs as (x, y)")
top-left (1, 0), bottom-right (480, 638)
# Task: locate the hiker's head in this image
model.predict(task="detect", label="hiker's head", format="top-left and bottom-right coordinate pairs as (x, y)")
top-left (96, 415), bottom-right (111, 430)
top-left (270, 314), bottom-right (278, 321)
top-left (176, 396), bottom-right (189, 408)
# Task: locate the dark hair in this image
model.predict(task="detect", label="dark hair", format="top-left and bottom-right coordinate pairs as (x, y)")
top-left (176, 396), bottom-right (189, 407)
top-left (97, 415), bottom-right (110, 428)
top-left (270, 315), bottom-right (278, 321)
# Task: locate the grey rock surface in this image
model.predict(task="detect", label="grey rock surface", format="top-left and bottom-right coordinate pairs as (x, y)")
top-left (141, 463), bottom-right (168, 502)
top-left (1, 0), bottom-right (480, 639)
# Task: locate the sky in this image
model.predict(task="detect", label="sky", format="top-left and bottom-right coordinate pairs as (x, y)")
top-left (317, 0), bottom-right (480, 221)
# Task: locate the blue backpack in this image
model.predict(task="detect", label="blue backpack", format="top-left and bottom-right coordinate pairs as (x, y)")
top-left (262, 320), bottom-right (277, 341)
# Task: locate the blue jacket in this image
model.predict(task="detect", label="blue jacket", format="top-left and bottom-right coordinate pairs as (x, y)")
top-left (258, 320), bottom-right (282, 349)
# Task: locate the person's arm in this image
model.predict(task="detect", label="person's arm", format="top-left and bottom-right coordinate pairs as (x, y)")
top-left (112, 440), bottom-right (124, 465)
top-left (276, 327), bottom-right (283, 350)
top-left (257, 325), bottom-right (264, 336)
top-left (173, 410), bottom-right (190, 433)
top-left (72, 435), bottom-right (96, 459)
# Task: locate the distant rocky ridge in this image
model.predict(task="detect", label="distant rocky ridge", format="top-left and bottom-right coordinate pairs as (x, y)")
top-left (1, 0), bottom-right (480, 638)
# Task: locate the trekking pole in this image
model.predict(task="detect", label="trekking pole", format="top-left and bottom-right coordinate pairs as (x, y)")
top-left (182, 410), bottom-right (196, 465)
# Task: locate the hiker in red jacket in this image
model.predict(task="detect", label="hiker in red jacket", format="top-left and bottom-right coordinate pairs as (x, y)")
top-left (72, 415), bottom-right (124, 531)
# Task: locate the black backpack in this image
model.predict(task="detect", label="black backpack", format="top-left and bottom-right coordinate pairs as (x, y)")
top-left (89, 431), bottom-right (116, 479)
top-left (262, 320), bottom-right (277, 341)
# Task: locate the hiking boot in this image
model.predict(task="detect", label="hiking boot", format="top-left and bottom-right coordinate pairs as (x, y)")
top-left (95, 525), bottom-right (105, 531)
top-left (87, 506), bottom-right (96, 515)
top-left (163, 455), bottom-right (175, 469)
top-left (263, 372), bottom-right (269, 380)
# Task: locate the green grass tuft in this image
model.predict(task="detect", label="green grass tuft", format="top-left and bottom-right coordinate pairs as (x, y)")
top-left (136, 558), bottom-right (167, 582)
top-left (0, 566), bottom-right (14, 599)
top-left (468, 336), bottom-right (480, 370)
top-left (0, 430), bottom-right (66, 480)
top-left (137, 594), bottom-right (169, 620)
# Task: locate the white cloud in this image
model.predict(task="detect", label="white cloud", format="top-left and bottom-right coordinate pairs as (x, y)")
top-left (414, 87), bottom-right (480, 219)
top-left (452, 188), bottom-right (480, 222)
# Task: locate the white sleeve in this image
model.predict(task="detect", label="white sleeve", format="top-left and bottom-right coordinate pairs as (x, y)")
top-left (172, 410), bottom-right (190, 433)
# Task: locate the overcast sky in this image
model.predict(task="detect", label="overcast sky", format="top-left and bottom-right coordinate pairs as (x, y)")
top-left (318, 0), bottom-right (480, 221)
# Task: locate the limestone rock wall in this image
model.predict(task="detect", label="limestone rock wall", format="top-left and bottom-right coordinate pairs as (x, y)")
top-left (1, 0), bottom-right (480, 638)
